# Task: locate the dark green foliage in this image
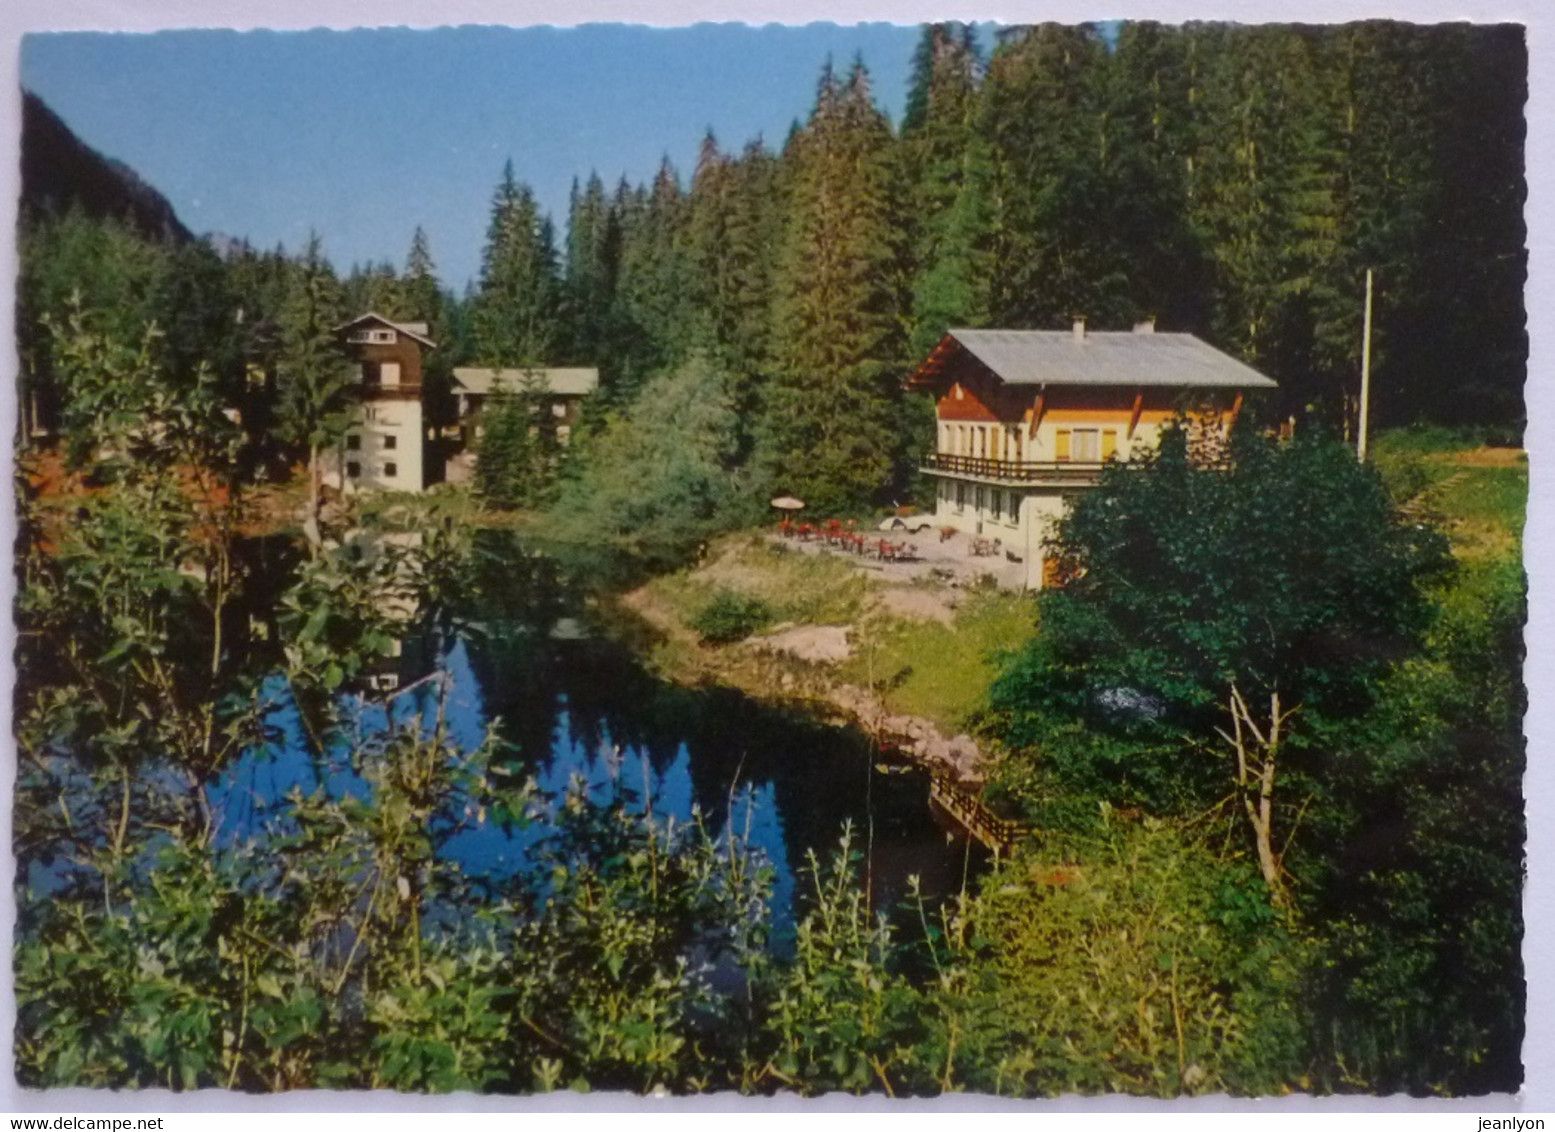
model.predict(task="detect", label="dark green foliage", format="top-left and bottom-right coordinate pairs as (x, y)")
top-left (986, 424), bottom-right (1521, 1092)
top-left (763, 60), bottom-right (910, 514)
top-left (901, 24), bottom-right (994, 358)
top-left (275, 233), bottom-right (352, 537)
top-left (474, 377), bottom-right (560, 510)
top-left (1300, 556), bottom-right (1526, 1094)
top-left (13, 25), bottom-right (1528, 1097)
top-left (473, 162), bottom-right (562, 367)
top-left (690, 589), bottom-right (772, 644)
top-left (991, 424), bottom-right (1450, 813)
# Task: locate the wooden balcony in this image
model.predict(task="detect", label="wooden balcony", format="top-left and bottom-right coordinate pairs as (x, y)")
top-left (920, 452), bottom-right (1108, 485)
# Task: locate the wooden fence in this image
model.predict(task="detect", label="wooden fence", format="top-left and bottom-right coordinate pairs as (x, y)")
top-left (928, 772), bottom-right (1027, 858)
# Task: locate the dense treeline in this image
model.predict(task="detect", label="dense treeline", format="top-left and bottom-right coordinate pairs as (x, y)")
top-left (20, 21), bottom-right (1526, 523)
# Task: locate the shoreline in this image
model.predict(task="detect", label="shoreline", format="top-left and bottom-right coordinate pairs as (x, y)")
top-left (615, 574), bottom-right (990, 787)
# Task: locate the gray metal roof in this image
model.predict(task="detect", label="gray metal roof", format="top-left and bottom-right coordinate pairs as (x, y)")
top-left (453, 367), bottom-right (600, 397)
top-left (946, 329), bottom-right (1278, 389)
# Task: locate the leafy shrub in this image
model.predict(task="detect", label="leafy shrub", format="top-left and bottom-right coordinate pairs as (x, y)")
top-left (690, 589), bottom-right (772, 644)
top-left (939, 819), bottom-right (1309, 1097)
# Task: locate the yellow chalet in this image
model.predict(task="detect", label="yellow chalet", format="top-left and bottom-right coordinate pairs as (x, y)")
top-left (909, 320), bottom-right (1278, 589)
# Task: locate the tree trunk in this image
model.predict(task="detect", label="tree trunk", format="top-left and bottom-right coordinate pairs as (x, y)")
top-left (1218, 683), bottom-right (1296, 906)
top-left (304, 443), bottom-right (323, 556)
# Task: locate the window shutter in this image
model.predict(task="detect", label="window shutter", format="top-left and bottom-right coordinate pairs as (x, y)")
top-left (1055, 429), bottom-right (1071, 461)
top-left (1101, 430), bottom-right (1118, 461)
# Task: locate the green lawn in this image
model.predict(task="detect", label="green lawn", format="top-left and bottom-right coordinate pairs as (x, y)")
top-left (845, 588), bottom-right (1038, 733)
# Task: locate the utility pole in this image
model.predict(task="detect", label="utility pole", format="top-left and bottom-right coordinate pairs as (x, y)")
top-left (1358, 268), bottom-right (1374, 462)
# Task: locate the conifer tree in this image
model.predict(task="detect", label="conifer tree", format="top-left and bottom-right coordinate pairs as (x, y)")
top-left (765, 58), bottom-right (909, 512)
top-left (562, 173), bottom-right (619, 366)
top-left (473, 160), bottom-right (560, 366)
top-left (1187, 26), bottom-right (1341, 381)
top-left (901, 23), bottom-right (993, 357)
top-left (981, 24), bottom-right (1118, 327)
top-left (344, 260), bottom-right (407, 320)
top-left (616, 156), bottom-right (697, 384)
top-left (688, 133), bottom-right (782, 417)
top-left (403, 226), bottom-right (443, 328)
top-left (276, 232), bottom-right (351, 549)
top-left (1098, 21), bottom-right (1208, 329)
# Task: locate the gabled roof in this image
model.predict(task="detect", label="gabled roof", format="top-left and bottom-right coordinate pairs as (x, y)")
top-left (452, 367), bottom-right (600, 397)
top-left (911, 329), bottom-right (1278, 390)
top-left (335, 312), bottom-right (437, 348)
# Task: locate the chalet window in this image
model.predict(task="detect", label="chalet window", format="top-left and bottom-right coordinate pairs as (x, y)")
top-left (1008, 492), bottom-right (1021, 522)
top-left (992, 490), bottom-right (1002, 520)
top-left (551, 402), bottom-right (567, 418)
top-left (380, 362), bottom-right (401, 387)
top-left (1071, 429), bottom-right (1101, 461)
top-left (1101, 430), bottom-right (1118, 461)
top-left (353, 365), bottom-right (367, 384)
top-left (347, 461), bottom-right (361, 479)
top-left (382, 434), bottom-right (397, 450)
top-left (955, 483), bottom-right (966, 512)
top-left (383, 462), bottom-right (398, 479)
top-left (346, 434), bottom-right (361, 451)
top-left (348, 328), bottom-right (397, 344)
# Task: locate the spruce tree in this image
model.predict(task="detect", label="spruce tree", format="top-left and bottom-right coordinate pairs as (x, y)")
top-left (687, 133), bottom-right (782, 419)
top-left (562, 173), bottom-right (619, 366)
top-left (473, 160), bottom-right (561, 366)
top-left (616, 156), bottom-right (697, 384)
top-left (901, 23), bottom-right (993, 357)
top-left (764, 58), bottom-right (909, 513)
top-left (403, 226), bottom-right (443, 328)
top-left (981, 24), bottom-right (1118, 327)
top-left (276, 232), bottom-right (351, 549)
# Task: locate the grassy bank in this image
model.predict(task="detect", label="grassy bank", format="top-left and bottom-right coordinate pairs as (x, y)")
top-left (629, 533), bottom-right (1038, 736)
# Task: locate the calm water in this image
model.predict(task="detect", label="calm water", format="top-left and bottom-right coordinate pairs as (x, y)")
top-left (208, 537), bottom-right (983, 938)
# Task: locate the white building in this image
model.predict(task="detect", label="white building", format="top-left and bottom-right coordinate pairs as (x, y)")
top-left (328, 313), bottom-right (437, 494)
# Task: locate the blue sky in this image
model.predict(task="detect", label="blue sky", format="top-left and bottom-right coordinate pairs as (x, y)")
top-left (21, 23), bottom-right (924, 289)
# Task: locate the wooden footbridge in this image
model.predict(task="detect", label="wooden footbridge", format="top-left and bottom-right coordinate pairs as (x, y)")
top-left (927, 772), bottom-right (1027, 858)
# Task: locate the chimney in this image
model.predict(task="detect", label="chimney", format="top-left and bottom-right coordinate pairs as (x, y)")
top-left (1133, 317), bottom-right (1156, 334)
top-left (1072, 316), bottom-right (1086, 343)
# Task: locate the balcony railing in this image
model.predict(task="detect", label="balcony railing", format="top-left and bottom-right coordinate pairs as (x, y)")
top-left (920, 452), bottom-right (1108, 483)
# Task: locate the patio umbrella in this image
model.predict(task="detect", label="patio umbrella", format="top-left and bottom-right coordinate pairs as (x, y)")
top-left (770, 496), bottom-right (805, 511)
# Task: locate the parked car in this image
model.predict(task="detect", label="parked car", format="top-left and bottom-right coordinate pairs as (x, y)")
top-left (879, 515), bottom-right (934, 533)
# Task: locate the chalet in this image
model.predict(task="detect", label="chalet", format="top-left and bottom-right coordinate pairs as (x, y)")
top-left (445, 366), bottom-right (599, 483)
top-left (329, 312), bottom-right (438, 494)
top-left (450, 366), bottom-right (599, 445)
top-left (909, 320), bottom-right (1278, 588)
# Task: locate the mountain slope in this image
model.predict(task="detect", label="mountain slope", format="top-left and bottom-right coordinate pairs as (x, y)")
top-left (20, 90), bottom-right (191, 243)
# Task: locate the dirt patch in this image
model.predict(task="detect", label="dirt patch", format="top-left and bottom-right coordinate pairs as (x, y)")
top-left (876, 585), bottom-right (956, 624)
top-left (1432, 446), bottom-right (1526, 468)
top-left (751, 624), bottom-right (852, 664)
